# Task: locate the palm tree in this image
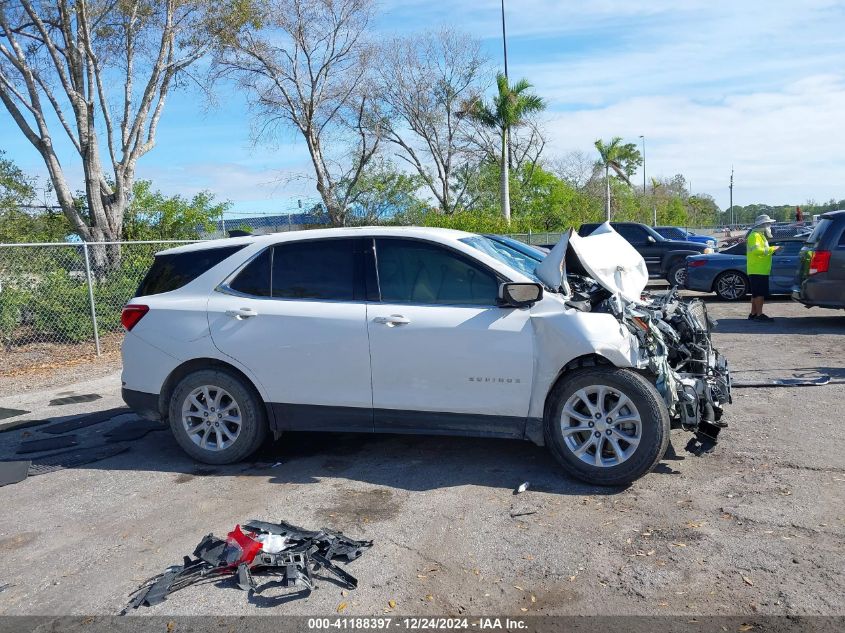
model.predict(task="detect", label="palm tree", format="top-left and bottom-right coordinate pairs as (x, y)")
top-left (594, 137), bottom-right (634, 221)
top-left (462, 73), bottom-right (545, 223)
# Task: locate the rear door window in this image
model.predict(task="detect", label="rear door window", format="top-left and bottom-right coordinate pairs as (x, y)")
top-left (271, 238), bottom-right (357, 301)
top-left (136, 245), bottom-right (244, 297)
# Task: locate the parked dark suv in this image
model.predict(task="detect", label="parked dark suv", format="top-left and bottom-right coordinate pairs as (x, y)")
top-left (577, 222), bottom-right (713, 287)
top-left (793, 210), bottom-right (845, 309)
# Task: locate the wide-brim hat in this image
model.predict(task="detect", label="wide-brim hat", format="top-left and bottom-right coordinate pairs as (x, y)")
top-left (752, 214), bottom-right (776, 228)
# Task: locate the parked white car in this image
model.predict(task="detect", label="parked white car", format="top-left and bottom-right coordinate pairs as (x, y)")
top-left (121, 225), bottom-right (731, 485)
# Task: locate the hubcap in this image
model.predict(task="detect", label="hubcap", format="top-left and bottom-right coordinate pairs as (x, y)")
top-left (181, 385), bottom-right (242, 451)
top-left (717, 273), bottom-right (746, 300)
top-left (560, 385), bottom-right (642, 467)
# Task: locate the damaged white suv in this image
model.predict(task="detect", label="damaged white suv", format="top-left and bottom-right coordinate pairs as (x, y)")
top-left (121, 225), bottom-right (731, 486)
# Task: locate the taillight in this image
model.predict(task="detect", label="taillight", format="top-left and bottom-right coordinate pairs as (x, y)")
top-left (809, 250), bottom-right (831, 275)
top-left (688, 260), bottom-right (708, 268)
top-left (121, 304), bottom-right (149, 331)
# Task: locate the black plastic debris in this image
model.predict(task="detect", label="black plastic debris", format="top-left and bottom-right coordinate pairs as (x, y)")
top-left (125, 520), bottom-right (373, 612)
top-left (27, 444), bottom-right (129, 476)
top-left (0, 407), bottom-right (30, 421)
top-left (49, 394), bottom-right (102, 406)
top-left (732, 375), bottom-right (831, 388)
top-left (104, 419), bottom-right (165, 442)
top-left (41, 407), bottom-right (132, 434)
top-left (16, 434), bottom-right (78, 454)
top-left (0, 460), bottom-right (31, 487)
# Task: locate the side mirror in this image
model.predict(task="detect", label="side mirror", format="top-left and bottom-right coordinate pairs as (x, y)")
top-left (646, 235), bottom-right (656, 243)
top-left (499, 282), bottom-right (543, 308)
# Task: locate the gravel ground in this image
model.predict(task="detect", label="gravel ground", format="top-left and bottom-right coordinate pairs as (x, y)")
top-left (0, 295), bottom-right (842, 617)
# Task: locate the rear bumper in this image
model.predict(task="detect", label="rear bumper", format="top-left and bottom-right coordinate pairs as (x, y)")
top-left (792, 277), bottom-right (845, 309)
top-left (122, 387), bottom-right (161, 421)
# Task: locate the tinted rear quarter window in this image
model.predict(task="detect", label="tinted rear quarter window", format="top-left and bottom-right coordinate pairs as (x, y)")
top-left (229, 248), bottom-right (272, 297)
top-left (136, 245), bottom-right (244, 297)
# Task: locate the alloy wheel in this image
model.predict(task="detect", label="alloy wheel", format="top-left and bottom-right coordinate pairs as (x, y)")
top-left (560, 385), bottom-right (642, 467)
top-left (716, 273), bottom-right (747, 300)
top-left (181, 385), bottom-right (242, 451)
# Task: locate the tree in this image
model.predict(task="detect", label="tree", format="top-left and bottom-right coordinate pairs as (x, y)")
top-left (0, 150), bottom-right (71, 242)
top-left (341, 159), bottom-right (427, 225)
top-left (122, 180), bottom-right (230, 241)
top-left (593, 137), bottom-right (642, 221)
top-left (0, 1), bottom-right (212, 267)
top-left (377, 29), bottom-right (486, 214)
top-left (213, 0), bottom-right (380, 227)
top-left (460, 73), bottom-right (545, 224)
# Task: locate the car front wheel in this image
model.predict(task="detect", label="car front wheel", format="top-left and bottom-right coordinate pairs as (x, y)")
top-left (168, 369), bottom-right (267, 464)
top-left (544, 367), bottom-right (670, 486)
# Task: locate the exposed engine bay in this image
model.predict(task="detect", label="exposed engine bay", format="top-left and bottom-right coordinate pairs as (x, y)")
top-left (537, 224), bottom-right (732, 453)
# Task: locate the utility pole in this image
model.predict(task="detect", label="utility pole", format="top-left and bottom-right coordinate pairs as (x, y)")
top-left (501, 0), bottom-right (509, 78)
top-left (729, 166), bottom-right (734, 227)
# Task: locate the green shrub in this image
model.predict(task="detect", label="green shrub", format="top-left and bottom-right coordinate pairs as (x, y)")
top-left (30, 271), bottom-right (95, 343)
top-left (0, 285), bottom-right (32, 350)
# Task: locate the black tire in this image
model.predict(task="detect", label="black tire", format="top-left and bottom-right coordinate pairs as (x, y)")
top-left (168, 368), bottom-right (267, 464)
top-left (667, 262), bottom-right (687, 288)
top-left (544, 367), bottom-right (670, 486)
top-left (713, 271), bottom-right (749, 301)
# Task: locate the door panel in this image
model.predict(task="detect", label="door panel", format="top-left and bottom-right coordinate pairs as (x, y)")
top-left (770, 242), bottom-right (802, 293)
top-left (368, 238), bottom-right (534, 436)
top-left (368, 303), bottom-right (534, 426)
top-left (208, 239), bottom-right (373, 431)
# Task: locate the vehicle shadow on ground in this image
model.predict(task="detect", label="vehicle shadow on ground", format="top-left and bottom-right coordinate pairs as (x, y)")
top-left (4, 417), bottom-right (695, 495)
top-left (713, 314), bottom-right (845, 335)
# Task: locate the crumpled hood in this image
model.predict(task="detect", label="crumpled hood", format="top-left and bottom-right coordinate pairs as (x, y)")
top-left (535, 222), bottom-right (649, 303)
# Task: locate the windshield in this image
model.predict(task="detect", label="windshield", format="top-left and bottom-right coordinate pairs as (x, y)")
top-left (460, 235), bottom-right (543, 284)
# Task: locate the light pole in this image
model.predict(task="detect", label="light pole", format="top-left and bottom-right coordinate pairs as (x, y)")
top-left (639, 135), bottom-right (655, 225)
top-left (639, 135), bottom-right (646, 193)
top-left (501, 0), bottom-right (509, 78)
top-left (729, 166), bottom-right (734, 227)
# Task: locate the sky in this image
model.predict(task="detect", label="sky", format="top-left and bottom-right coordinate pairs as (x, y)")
top-left (2, 0), bottom-right (844, 215)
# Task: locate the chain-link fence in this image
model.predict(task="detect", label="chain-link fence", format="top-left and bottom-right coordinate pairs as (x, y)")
top-left (0, 240), bottom-right (196, 375)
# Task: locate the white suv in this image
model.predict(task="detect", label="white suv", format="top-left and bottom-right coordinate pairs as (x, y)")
top-left (121, 226), bottom-right (731, 485)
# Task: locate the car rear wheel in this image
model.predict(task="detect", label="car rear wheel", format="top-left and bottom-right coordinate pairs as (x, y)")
top-left (544, 367), bottom-right (670, 486)
top-left (668, 263), bottom-right (687, 288)
top-left (714, 271), bottom-right (748, 301)
top-left (168, 369), bottom-right (267, 464)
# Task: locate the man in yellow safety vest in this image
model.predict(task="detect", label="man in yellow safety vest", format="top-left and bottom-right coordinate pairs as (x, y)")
top-left (746, 214), bottom-right (779, 321)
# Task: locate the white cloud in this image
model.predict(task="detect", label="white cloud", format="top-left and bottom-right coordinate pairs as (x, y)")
top-left (543, 74), bottom-right (845, 207)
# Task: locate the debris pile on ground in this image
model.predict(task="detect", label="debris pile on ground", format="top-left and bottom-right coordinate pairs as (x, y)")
top-left (125, 519), bottom-right (373, 612)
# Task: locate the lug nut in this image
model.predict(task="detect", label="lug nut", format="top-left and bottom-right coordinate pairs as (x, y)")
top-left (595, 413), bottom-right (601, 419)
top-left (594, 431), bottom-right (601, 438)
top-left (606, 429), bottom-right (612, 435)
top-left (588, 421), bottom-right (594, 428)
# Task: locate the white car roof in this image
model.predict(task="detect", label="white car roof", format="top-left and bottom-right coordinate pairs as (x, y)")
top-left (156, 226), bottom-right (477, 256)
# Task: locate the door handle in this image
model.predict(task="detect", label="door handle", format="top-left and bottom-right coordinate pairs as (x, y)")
top-left (373, 314), bottom-right (410, 326)
top-left (226, 307), bottom-right (258, 320)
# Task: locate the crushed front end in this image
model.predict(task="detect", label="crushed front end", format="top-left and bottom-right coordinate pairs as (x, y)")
top-left (620, 288), bottom-right (732, 453)
top-left (537, 224), bottom-right (733, 454)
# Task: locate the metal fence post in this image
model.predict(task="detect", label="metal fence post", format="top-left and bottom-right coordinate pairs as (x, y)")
top-left (82, 242), bottom-right (102, 356)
